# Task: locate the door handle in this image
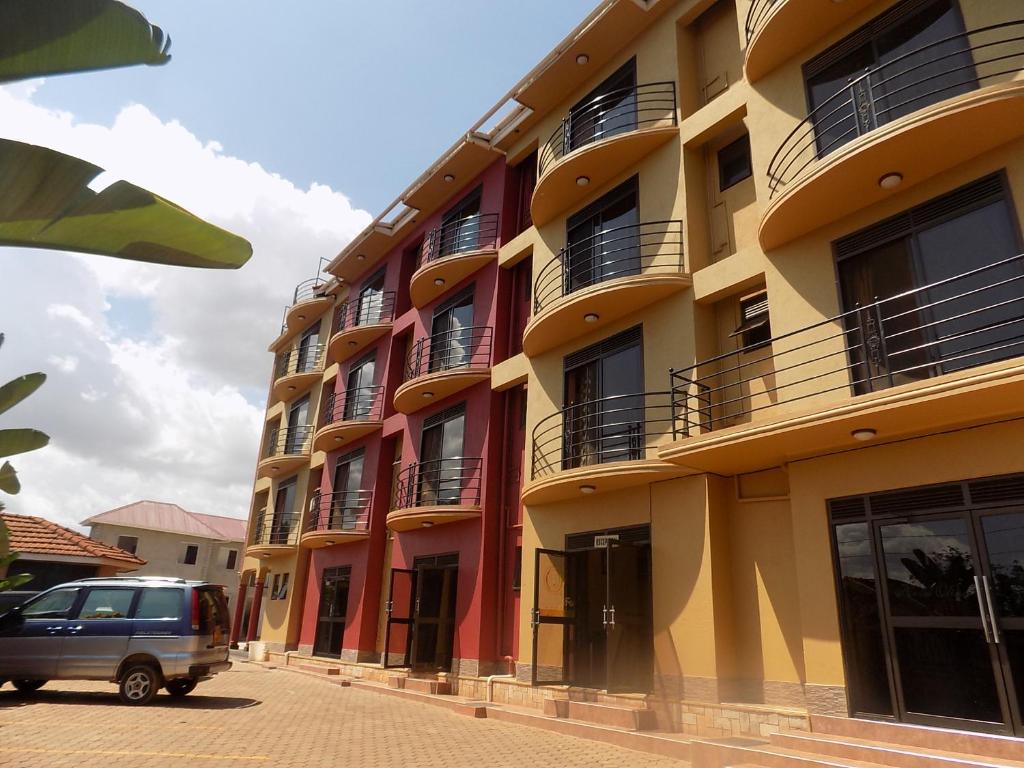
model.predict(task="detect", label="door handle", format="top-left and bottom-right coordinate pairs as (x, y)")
top-left (601, 605), bottom-right (608, 629)
top-left (608, 606), bottom-right (616, 629)
top-left (975, 576), bottom-right (993, 644)
top-left (530, 609), bottom-right (539, 629)
top-left (65, 625), bottom-right (83, 634)
top-left (45, 626), bottom-right (62, 634)
top-left (385, 600), bottom-right (393, 617)
top-left (981, 575), bottom-right (1001, 645)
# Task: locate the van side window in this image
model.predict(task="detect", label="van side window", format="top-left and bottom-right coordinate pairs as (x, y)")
top-left (77, 589), bottom-right (135, 620)
top-left (22, 588), bottom-right (79, 618)
top-left (135, 589), bottom-right (183, 620)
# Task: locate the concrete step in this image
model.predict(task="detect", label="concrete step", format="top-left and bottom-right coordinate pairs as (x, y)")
top-left (690, 737), bottom-right (888, 768)
top-left (774, 730), bottom-right (1024, 768)
top-left (810, 717), bottom-right (1024, 765)
top-left (297, 664), bottom-right (341, 676)
top-left (349, 680), bottom-right (485, 718)
top-left (543, 698), bottom-right (658, 731)
top-left (401, 677), bottom-right (452, 695)
top-left (487, 704), bottom-right (693, 762)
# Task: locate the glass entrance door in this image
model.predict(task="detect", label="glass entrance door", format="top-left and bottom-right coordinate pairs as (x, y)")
top-left (313, 567), bottom-right (350, 659)
top-left (605, 541), bottom-right (654, 693)
top-left (410, 562), bottom-right (458, 672)
top-left (383, 568), bottom-right (416, 668)
top-left (531, 549), bottom-right (573, 685)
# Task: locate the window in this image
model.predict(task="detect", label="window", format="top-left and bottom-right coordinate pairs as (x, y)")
top-left (567, 58), bottom-right (637, 152)
top-left (438, 188), bottom-right (483, 257)
top-left (418, 405), bottom-right (467, 506)
top-left (225, 549), bottom-right (238, 570)
top-left (566, 177), bottom-right (640, 295)
top-left (78, 588), bottom-right (135, 620)
top-left (272, 573), bottom-right (290, 600)
top-left (270, 574), bottom-right (281, 599)
top-left (344, 352), bottom-right (376, 421)
top-left (182, 544), bottom-right (199, 566)
top-left (135, 588), bottom-right (183, 620)
top-left (429, 288), bottom-right (475, 373)
top-left (286, 395), bottom-right (311, 453)
top-left (22, 588), bottom-right (79, 618)
top-left (272, 478), bottom-right (298, 544)
top-left (511, 151), bottom-right (537, 236)
top-left (732, 292), bottom-right (771, 349)
top-left (512, 546), bottom-right (523, 592)
top-left (116, 535), bottom-right (138, 555)
top-left (718, 134), bottom-right (751, 191)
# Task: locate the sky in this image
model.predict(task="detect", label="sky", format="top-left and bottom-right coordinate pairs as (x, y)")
top-left (0, 1), bottom-right (596, 530)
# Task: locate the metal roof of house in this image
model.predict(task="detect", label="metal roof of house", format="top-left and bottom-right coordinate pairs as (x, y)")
top-left (81, 500), bottom-right (247, 542)
top-left (2, 512), bottom-right (145, 566)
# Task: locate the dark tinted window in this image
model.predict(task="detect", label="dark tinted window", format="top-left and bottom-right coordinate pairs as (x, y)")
top-left (117, 535), bottom-right (138, 554)
top-left (182, 544), bottom-right (199, 565)
top-left (78, 588), bottom-right (135, 619)
top-left (226, 549), bottom-right (238, 570)
top-left (135, 588), bottom-right (183, 620)
top-left (197, 588), bottom-right (230, 636)
top-left (22, 588), bottom-right (79, 618)
top-left (718, 134), bottom-right (752, 191)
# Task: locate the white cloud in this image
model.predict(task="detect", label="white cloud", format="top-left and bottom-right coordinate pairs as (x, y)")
top-left (0, 83), bottom-right (372, 531)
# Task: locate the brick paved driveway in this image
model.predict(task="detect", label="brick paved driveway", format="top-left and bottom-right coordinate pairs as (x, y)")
top-left (0, 664), bottom-right (680, 767)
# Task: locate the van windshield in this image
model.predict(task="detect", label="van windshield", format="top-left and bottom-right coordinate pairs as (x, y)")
top-left (197, 587), bottom-right (230, 641)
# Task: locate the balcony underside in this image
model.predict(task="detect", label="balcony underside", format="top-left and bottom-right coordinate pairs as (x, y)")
top-left (531, 126), bottom-right (677, 228)
top-left (760, 81), bottom-right (1024, 251)
top-left (386, 505), bottom-right (481, 532)
top-left (312, 420), bottom-right (383, 453)
top-left (327, 322), bottom-right (392, 365)
top-left (524, 273), bottom-right (691, 357)
top-left (744, 0), bottom-right (880, 83)
top-left (410, 250), bottom-right (497, 309)
top-left (256, 453), bottom-right (308, 480)
top-left (245, 543), bottom-right (297, 559)
top-left (393, 369), bottom-right (490, 414)
top-left (299, 529), bottom-right (370, 549)
top-left (271, 369), bottom-right (320, 403)
top-left (521, 458), bottom-right (692, 506)
top-left (658, 358), bottom-right (1024, 477)
top-left (284, 296), bottom-right (332, 335)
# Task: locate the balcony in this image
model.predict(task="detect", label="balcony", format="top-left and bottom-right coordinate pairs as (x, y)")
top-left (256, 424), bottom-right (313, 479)
top-left (392, 326), bottom-right (493, 414)
top-left (523, 220), bottom-right (689, 356)
top-left (662, 256), bottom-right (1024, 475)
top-left (300, 490), bottom-right (372, 548)
top-left (761, 22), bottom-right (1024, 250)
top-left (743, 0), bottom-right (881, 83)
top-left (246, 508), bottom-right (300, 558)
top-left (532, 82), bottom-right (678, 227)
top-left (312, 386), bottom-right (385, 453)
top-left (271, 344), bottom-right (325, 402)
top-left (524, 390), bottom-right (685, 505)
top-left (326, 292), bottom-right (396, 365)
top-left (283, 277), bottom-right (333, 335)
top-left (386, 457), bottom-right (482, 532)
top-left (409, 214), bottom-right (499, 308)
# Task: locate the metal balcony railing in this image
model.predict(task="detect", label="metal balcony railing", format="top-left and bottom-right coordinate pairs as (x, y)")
top-left (392, 457), bottom-right (483, 509)
top-left (533, 220), bottom-right (684, 314)
top-left (744, 0), bottom-right (780, 44)
top-left (264, 424), bottom-right (314, 458)
top-left (251, 508), bottom-right (299, 547)
top-left (767, 21), bottom-right (1024, 198)
top-left (669, 255), bottom-right (1024, 438)
top-left (293, 277), bottom-right (329, 305)
top-left (418, 213), bottom-right (500, 268)
top-left (335, 291), bottom-right (397, 332)
top-left (530, 391), bottom-right (675, 480)
top-left (404, 326), bottom-right (493, 381)
top-left (275, 344), bottom-right (325, 379)
top-left (538, 81), bottom-right (677, 176)
top-left (306, 490), bottom-right (372, 534)
top-left (321, 385), bottom-right (384, 426)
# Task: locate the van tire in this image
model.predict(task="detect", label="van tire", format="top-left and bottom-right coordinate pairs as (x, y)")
top-left (12, 679), bottom-right (45, 693)
top-left (165, 678), bottom-right (198, 697)
top-left (119, 664), bottom-right (159, 705)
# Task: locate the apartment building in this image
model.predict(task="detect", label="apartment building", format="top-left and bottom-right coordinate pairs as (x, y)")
top-left (237, 0), bottom-right (1024, 751)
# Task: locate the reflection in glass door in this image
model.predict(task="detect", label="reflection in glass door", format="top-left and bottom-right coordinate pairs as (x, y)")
top-left (418, 407), bottom-right (465, 506)
top-left (429, 291), bottom-right (474, 373)
top-left (566, 179), bottom-right (639, 294)
top-left (343, 354), bottom-right (376, 421)
top-left (410, 559), bottom-right (458, 672)
top-left (383, 568), bottom-right (416, 668)
top-left (331, 450), bottom-right (364, 530)
top-left (356, 271), bottom-right (385, 326)
top-left (313, 567), bottom-right (350, 658)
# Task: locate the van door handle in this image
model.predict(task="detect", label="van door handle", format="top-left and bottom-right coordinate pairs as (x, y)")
top-left (65, 625), bottom-right (83, 634)
top-left (45, 626), bottom-right (62, 634)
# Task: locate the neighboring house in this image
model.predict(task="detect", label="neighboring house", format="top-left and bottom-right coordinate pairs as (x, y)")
top-left (0, 512), bottom-right (145, 592)
top-left (83, 501), bottom-right (246, 606)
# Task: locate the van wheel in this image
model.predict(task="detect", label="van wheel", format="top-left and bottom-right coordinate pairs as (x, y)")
top-left (165, 678), bottom-right (198, 697)
top-left (119, 665), bottom-right (159, 705)
top-left (12, 679), bottom-right (45, 693)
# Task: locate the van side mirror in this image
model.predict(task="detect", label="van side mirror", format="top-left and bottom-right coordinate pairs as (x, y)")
top-left (0, 606), bottom-right (24, 633)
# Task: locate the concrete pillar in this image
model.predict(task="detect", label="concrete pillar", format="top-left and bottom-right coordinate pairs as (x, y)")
top-left (246, 575), bottom-right (266, 643)
top-left (229, 576), bottom-right (249, 648)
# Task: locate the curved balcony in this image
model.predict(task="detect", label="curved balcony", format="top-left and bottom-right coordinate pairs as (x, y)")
top-left (393, 326), bottom-right (493, 414)
top-left (246, 508), bottom-right (300, 558)
top-left (255, 424), bottom-right (313, 479)
top-left (524, 391), bottom-right (684, 505)
top-left (283, 277), bottom-right (333, 335)
top-left (743, 0), bottom-right (881, 83)
top-left (524, 220), bottom-right (689, 356)
top-left (410, 214), bottom-right (499, 308)
top-left (271, 344), bottom-right (325, 402)
top-left (327, 291), bottom-right (396, 364)
top-left (761, 22), bottom-right (1024, 250)
top-left (387, 457), bottom-right (482, 532)
top-left (532, 82), bottom-right (678, 227)
top-left (300, 490), bottom-right (372, 548)
top-left (312, 385), bottom-right (385, 452)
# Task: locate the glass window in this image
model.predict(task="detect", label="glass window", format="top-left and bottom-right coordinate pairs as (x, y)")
top-left (225, 549), bottom-right (238, 570)
top-left (135, 588), bottom-right (183, 620)
top-left (116, 535), bottom-right (138, 555)
top-left (78, 588), bottom-right (135, 620)
top-left (22, 588), bottom-right (79, 618)
top-left (276, 573), bottom-right (290, 600)
top-left (182, 544), bottom-right (199, 565)
top-left (718, 134), bottom-right (752, 191)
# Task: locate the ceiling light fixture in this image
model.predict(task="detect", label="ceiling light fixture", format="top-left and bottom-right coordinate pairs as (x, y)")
top-left (584, 313), bottom-right (599, 323)
top-left (334, 437), bottom-right (343, 442)
top-left (579, 484), bottom-right (596, 494)
top-left (878, 172), bottom-right (903, 190)
top-left (356, 254), bottom-right (366, 261)
top-left (287, 385), bottom-right (296, 391)
top-left (443, 174), bottom-right (455, 183)
top-left (421, 521), bottom-right (435, 528)
top-left (297, 315), bottom-right (306, 321)
top-left (576, 175), bottom-right (590, 187)
top-left (576, 53), bottom-right (590, 65)
top-left (422, 391), bottom-right (434, 399)
top-left (325, 540), bottom-right (336, 546)
top-left (851, 428), bottom-right (877, 442)
top-left (348, 340), bottom-right (358, 347)
top-left (434, 278), bottom-right (446, 287)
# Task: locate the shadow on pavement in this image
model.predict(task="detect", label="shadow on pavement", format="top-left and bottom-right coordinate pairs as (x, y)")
top-left (0, 688), bottom-right (261, 710)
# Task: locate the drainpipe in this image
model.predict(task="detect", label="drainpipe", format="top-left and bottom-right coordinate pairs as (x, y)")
top-left (485, 656), bottom-right (517, 703)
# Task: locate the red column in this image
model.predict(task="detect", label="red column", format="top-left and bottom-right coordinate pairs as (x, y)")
top-left (229, 577), bottom-right (249, 648)
top-left (246, 576), bottom-right (266, 643)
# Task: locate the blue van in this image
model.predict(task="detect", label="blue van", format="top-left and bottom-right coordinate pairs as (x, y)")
top-left (0, 576), bottom-right (231, 705)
